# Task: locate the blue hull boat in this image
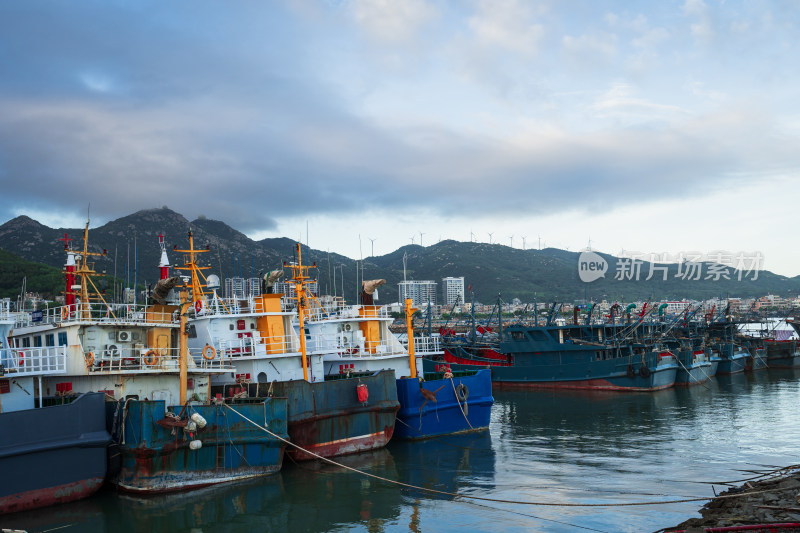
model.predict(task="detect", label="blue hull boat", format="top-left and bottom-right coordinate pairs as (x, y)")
top-left (394, 369), bottom-right (493, 440)
top-left (108, 398), bottom-right (288, 493)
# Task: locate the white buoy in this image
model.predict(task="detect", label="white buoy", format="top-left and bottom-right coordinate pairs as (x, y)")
top-left (185, 421), bottom-right (197, 432)
top-left (191, 412), bottom-right (207, 428)
top-left (189, 440), bottom-right (202, 450)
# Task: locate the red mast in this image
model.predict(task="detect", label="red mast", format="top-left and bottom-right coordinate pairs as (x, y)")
top-left (158, 233), bottom-right (170, 280)
top-left (60, 233), bottom-right (76, 309)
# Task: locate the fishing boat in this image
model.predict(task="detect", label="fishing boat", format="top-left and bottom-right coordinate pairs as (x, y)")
top-left (8, 223), bottom-right (288, 493)
top-left (182, 239), bottom-right (399, 461)
top-left (672, 347), bottom-right (713, 386)
top-left (302, 281), bottom-right (493, 440)
top-left (434, 319), bottom-right (679, 391)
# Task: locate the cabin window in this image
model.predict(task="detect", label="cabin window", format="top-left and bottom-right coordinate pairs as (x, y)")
top-left (45, 334), bottom-right (55, 347)
top-left (108, 332), bottom-right (115, 340)
top-left (511, 331), bottom-right (527, 341)
top-left (229, 324), bottom-right (234, 331)
top-left (250, 322), bottom-right (256, 330)
top-left (33, 336), bottom-right (42, 347)
top-left (187, 324), bottom-right (197, 338)
top-left (22, 337), bottom-right (30, 348)
top-left (58, 332), bottom-right (68, 346)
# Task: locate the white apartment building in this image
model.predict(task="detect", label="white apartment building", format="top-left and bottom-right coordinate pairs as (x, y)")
top-left (398, 280), bottom-right (437, 307)
top-left (441, 277), bottom-right (465, 306)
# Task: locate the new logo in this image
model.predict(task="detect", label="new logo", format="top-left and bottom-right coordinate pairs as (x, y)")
top-left (578, 251), bottom-right (608, 282)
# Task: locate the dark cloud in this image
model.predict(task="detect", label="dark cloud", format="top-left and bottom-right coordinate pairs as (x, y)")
top-left (1, 2), bottom-right (798, 234)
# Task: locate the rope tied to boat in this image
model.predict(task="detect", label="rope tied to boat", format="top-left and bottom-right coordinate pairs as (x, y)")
top-left (220, 402), bottom-right (789, 508)
top-left (450, 378), bottom-right (473, 428)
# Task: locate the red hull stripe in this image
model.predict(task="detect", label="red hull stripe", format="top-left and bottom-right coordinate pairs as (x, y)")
top-left (0, 477), bottom-right (104, 514)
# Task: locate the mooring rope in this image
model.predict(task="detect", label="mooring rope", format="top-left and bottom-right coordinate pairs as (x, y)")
top-left (220, 402), bottom-right (789, 508)
top-left (450, 377), bottom-right (474, 430)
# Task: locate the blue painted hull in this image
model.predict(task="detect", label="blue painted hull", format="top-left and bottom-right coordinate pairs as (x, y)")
top-left (0, 392), bottom-right (110, 514)
top-left (268, 370), bottom-right (400, 460)
top-left (393, 369), bottom-right (493, 440)
top-left (674, 351), bottom-right (712, 386)
top-left (108, 398), bottom-right (288, 493)
top-left (441, 345), bottom-right (678, 391)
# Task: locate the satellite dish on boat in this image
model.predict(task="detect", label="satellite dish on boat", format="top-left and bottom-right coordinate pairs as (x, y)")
top-left (206, 275), bottom-right (220, 289)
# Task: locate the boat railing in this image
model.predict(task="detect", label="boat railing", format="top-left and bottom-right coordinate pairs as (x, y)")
top-left (215, 335), bottom-right (298, 359)
top-left (304, 333), bottom-right (406, 357)
top-left (302, 305), bottom-right (390, 323)
top-left (15, 303), bottom-right (177, 328)
top-left (201, 297), bottom-right (294, 316)
top-left (88, 346), bottom-right (232, 373)
top-left (1, 346), bottom-right (67, 377)
top-left (406, 335), bottom-right (442, 355)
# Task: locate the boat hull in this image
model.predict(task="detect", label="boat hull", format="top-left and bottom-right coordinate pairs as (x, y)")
top-left (108, 398), bottom-right (287, 493)
top-left (438, 346), bottom-right (678, 392)
top-left (267, 369), bottom-right (400, 461)
top-left (393, 369), bottom-right (493, 440)
top-left (766, 342), bottom-right (800, 368)
top-left (0, 392), bottom-right (110, 514)
top-left (716, 355), bottom-right (748, 375)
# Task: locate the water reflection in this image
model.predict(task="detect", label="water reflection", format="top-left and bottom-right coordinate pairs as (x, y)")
top-left (4, 372), bottom-right (800, 533)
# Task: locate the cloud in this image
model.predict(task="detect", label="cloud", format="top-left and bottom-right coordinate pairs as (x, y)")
top-left (348, 0), bottom-right (437, 43)
top-left (468, 0), bottom-right (545, 55)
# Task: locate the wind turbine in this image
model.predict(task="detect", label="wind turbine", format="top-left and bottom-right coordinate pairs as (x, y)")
top-left (410, 235), bottom-right (415, 245)
top-left (369, 237), bottom-right (376, 257)
top-left (419, 231), bottom-right (425, 247)
top-left (488, 232), bottom-right (494, 244)
top-left (538, 235), bottom-right (542, 250)
top-left (509, 235), bottom-right (514, 248)
top-left (522, 236), bottom-right (527, 250)
top-left (470, 230), bottom-right (475, 243)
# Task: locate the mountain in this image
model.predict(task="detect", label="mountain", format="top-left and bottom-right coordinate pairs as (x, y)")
top-left (0, 248), bottom-right (64, 300)
top-left (1, 208), bottom-right (799, 304)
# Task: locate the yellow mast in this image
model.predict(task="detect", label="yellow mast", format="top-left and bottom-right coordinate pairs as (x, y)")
top-left (173, 230), bottom-right (210, 309)
top-left (285, 243), bottom-right (314, 382)
top-left (173, 231), bottom-right (211, 403)
top-left (68, 219), bottom-right (110, 320)
top-left (179, 289), bottom-right (188, 404)
top-left (405, 298), bottom-right (417, 378)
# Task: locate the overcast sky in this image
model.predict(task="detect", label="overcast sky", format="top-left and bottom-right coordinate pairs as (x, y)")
top-left (1, 1), bottom-right (798, 277)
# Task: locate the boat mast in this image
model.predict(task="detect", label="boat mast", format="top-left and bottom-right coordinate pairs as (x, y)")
top-left (173, 231), bottom-right (210, 309)
top-left (286, 243), bottom-right (313, 382)
top-left (405, 298), bottom-right (417, 378)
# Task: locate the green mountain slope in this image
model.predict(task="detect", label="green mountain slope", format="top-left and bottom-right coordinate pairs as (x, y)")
top-left (1, 209), bottom-right (798, 304)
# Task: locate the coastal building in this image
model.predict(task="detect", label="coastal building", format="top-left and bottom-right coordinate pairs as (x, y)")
top-left (441, 277), bottom-right (465, 306)
top-left (398, 280), bottom-right (436, 307)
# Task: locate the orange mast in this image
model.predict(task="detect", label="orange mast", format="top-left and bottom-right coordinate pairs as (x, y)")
top-left (285, 243), bottom-right (315, 382)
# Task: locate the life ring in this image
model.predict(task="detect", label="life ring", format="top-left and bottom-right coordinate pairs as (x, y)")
top-left (85, 351), bottom-right (94, 368)
top-left (626, 364), bottom-right (635, 379)
top-left (202, 344), bottom-right (216, 360)
top-left (144, 350), bottom-right (158, 366)
top-left (639, 365), bottom-right (651, 378)
top-left (194, 300), bottom-right (203, 314)
top-left (61, 307), bottom-right (69, 320)
top-left (455, 383), bottom-right (469, 403)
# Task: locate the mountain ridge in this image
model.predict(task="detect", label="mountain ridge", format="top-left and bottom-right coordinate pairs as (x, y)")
top-left (1, 208), bottom-right (798, 303)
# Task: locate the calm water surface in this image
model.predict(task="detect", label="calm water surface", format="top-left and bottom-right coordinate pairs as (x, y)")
top-left (4, 369), bottom-right (800, 533)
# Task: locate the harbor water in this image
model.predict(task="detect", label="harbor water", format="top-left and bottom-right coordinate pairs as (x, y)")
top-left (3, 369), bottom-right (800, 533)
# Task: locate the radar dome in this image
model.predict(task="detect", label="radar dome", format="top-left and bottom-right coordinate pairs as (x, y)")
top-left (206, 274), bottom-right (221, 289)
